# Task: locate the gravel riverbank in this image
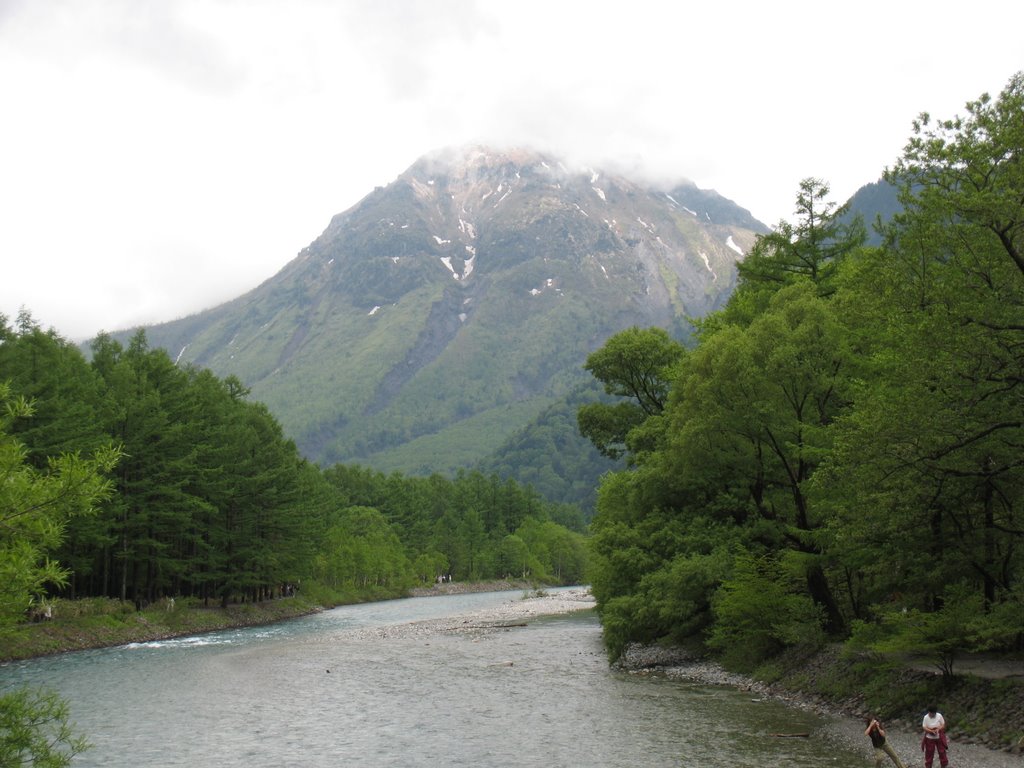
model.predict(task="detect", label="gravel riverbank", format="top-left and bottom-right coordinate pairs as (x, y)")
top-left (614, 645), bottom-right (1024, 768)
top-left (342, 587), bottom-right (597, 642)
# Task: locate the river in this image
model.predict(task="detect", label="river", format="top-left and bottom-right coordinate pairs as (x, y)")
top-left (1, 588), bottom-right (866, 767)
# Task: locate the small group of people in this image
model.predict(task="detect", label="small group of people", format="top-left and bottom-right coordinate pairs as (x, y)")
top-left (864, 706), bottom-right (949, 768)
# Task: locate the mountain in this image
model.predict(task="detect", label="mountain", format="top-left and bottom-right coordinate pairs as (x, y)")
top-left (123, 145), bottom-right (769, 483)
top-left (841, 177), bottom-right (901, 245)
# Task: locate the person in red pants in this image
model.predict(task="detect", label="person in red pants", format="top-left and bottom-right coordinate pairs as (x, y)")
top-left (921, 706), bottom-right (949, 768)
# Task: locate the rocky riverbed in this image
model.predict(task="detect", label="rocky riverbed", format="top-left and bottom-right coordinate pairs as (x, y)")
top-left (343, 587), bottom-right (597, 642)
top-left (614, 644), bottom-right (1024, 768)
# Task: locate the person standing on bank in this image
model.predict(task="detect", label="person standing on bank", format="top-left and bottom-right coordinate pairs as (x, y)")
top-left (865, 716), bottom-right (906, 768)
top-left (921, 706), bottom-right (949, 768)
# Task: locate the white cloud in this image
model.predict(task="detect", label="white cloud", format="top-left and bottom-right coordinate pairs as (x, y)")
top-left (1, 0), bottom-right (1021, 340)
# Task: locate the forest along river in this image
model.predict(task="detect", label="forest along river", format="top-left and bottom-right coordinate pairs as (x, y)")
top-left (1, 587), bottom-right (867, 767)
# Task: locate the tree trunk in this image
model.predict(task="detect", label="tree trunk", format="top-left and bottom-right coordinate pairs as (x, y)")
top-left (806, 563), bottom-right (845, 635)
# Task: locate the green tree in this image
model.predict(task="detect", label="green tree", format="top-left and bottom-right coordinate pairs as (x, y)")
top-left (666, 283), bottom-right (853, 633)
top-left (847, 582), bottom-right (1023, 680)
top-left (411, 551), bottom-right (448, 584)
top-left (823, 72), bottom-right (1024, 622)
top-left (430, 511), bottom-right (462, 577)
top-left (327, 506), bottom-right (410, 588)
top-left (0, 314), bottom-right (107, 466)
top-left (210, 398), bottom-right (310, 603)
top-left (707, 551), bottom-right (825, 671)
top-left (0, 384), bottom-right (119, 622)
top-left (0, 316), bottom-right (114, 599)
top-left (456, 508), bottom-right (487, 579)
top-left (583, 178), bottom-right (865, 660)
top-left (577, 326), bottom-right (685, 460)
top-left (494, 534), bottom-right (538, 579)
top-left (733, 177), bottom-right (865, 303)
top-left (0, 383), bottom-right (116, 766)
top-left (96, 331), bottom-right (198, 605)
top-left (0, 688), bottom-right (89, 767)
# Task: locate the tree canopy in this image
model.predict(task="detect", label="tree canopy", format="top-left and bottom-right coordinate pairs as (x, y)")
top-left (580, 73), bottom-right (1024, 668)
top-left (0, 321), bottom-right (587, 611)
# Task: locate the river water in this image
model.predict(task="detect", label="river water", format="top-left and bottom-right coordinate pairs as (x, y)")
top-left (1, 588), bottom-right (865, 767)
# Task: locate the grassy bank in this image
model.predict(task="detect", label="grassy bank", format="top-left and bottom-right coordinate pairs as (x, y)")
top-left (750, 644), bottom-right (1024, 751)
top-left (0, 580), bottom-right (548, 663)
top-left (0, 585), bottom-right (402, 663)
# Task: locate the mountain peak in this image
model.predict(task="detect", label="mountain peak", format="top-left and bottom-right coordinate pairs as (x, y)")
top-left (405, 144), bottom-right (646, 193)
top-left (413, 144), bottom-right (561, 174)
top-left (131, 144), bottom-right (768, 479)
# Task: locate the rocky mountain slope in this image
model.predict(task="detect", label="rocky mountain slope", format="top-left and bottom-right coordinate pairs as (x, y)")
top-left (130, 145), bottom-right (768, 476)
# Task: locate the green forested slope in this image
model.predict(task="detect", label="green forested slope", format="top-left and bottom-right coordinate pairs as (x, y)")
top-left (0, 322), bottom-right (587, 612)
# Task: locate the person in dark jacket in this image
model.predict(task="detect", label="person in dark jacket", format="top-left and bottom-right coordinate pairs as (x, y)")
top-left (865, 716), bottom-right (906, 768)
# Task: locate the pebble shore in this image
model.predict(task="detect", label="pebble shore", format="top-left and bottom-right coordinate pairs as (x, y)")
top-left (614, 645), bottom-right (1024, 768)
top-left (342, 587), bottom-right (596, 642)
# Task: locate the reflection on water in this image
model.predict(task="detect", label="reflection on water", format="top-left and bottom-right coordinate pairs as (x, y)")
top-left (1, 589), bottom-right (860, 767)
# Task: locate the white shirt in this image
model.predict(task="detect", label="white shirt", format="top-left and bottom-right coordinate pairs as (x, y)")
top-left (922, 712), bottom-right (945, 739)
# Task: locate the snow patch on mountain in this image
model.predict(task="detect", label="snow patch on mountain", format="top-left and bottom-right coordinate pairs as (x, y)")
top-left (699, 251), bottom-right (718, 281)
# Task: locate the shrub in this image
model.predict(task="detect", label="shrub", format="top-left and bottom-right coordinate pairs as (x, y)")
top-left (707, 551), bottom-right (825, 671)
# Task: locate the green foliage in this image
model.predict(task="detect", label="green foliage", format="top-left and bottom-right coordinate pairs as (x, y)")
top-left (732, 177), bottom-right (866, 307)
top-left (820, 74), bottom-right (1024, 631)
top-left (581, 72), bottom-right (1024, 669)
top-left (2, 316), bottom-right (587, 631)
top-left (630, 550), bottom-right (730, 648)
top-left (707, 552), bottom-right (825, 671)
top-left (577, 326), bottom-right (685, 460)
top-left (598, 593), bottom-right (647, 661)
top-left (0, 383), bottom-right (119, 624)
top-left (0, 687), bottom-right (89, 767)
top-left (412, 551), bottom-right (448, 584)
top-left (317, 506), bottom-right (412, 589)
top-left (479, 383), bottom-right (619, 515)
top-left (848, 583), bottom-right (1024, 679)
top-left (0, 369), bottom-right (111, 767)
top-left (321, 465), bottom-right (587, 585)
top-left (577, 401), bottom-right (647, 462)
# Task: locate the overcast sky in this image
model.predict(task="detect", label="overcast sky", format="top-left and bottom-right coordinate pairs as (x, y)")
top-left (2, 1), bottom-right (1021, 342)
